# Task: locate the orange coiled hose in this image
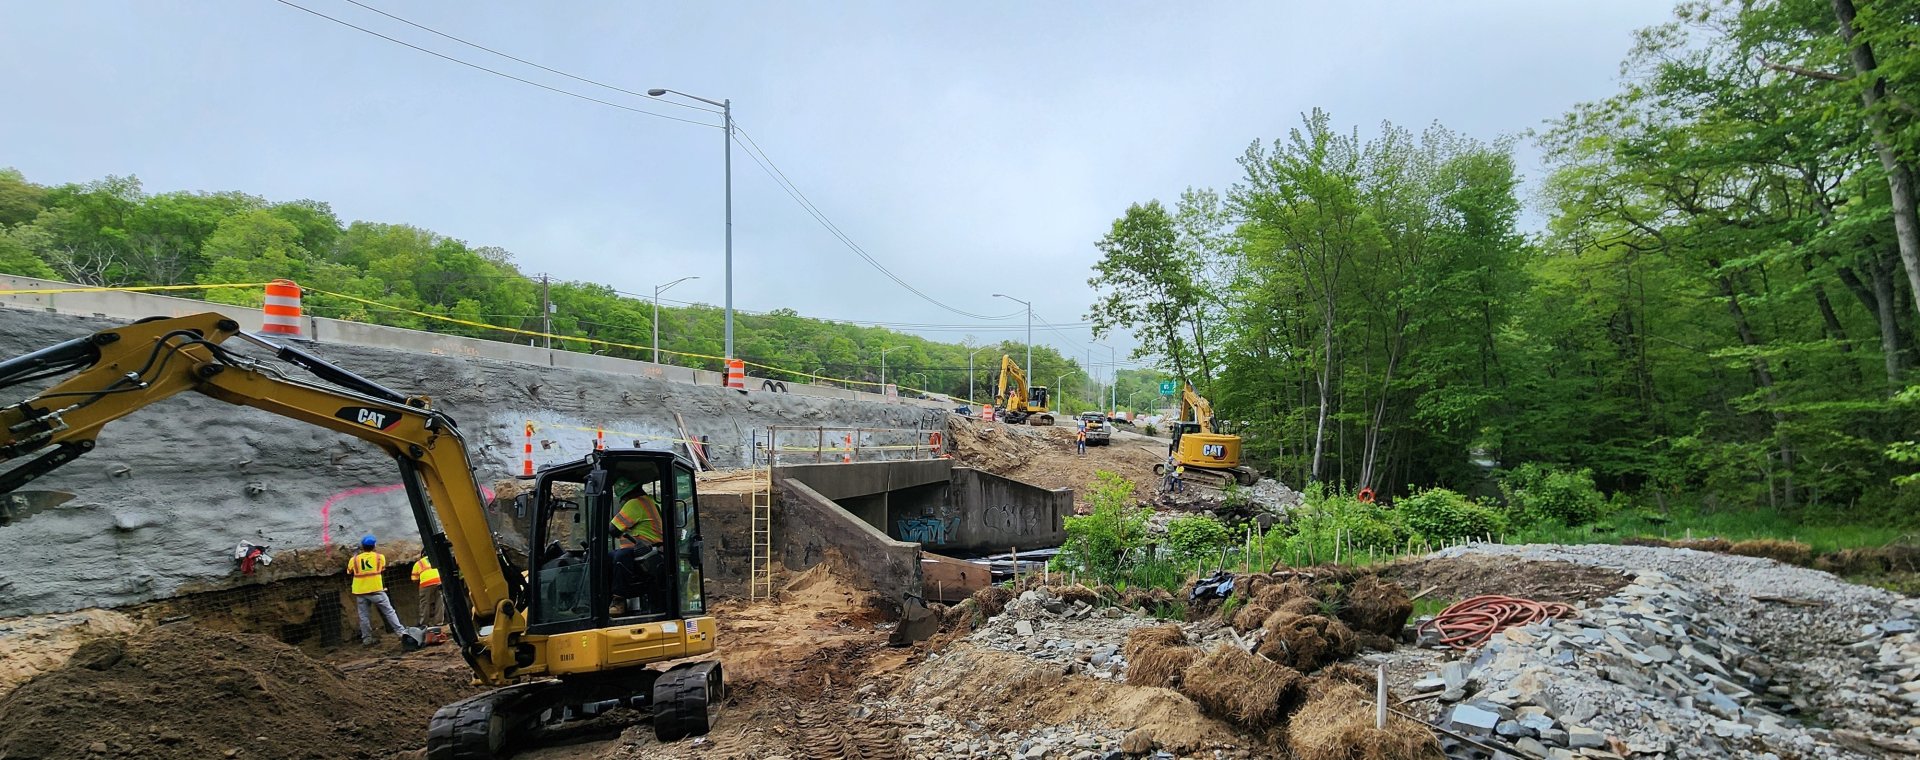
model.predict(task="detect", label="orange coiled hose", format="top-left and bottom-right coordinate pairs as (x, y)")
top-left (1417, 595), bottom-right (1576, 649)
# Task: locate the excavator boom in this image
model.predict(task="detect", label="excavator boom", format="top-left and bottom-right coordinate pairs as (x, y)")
top-left (0, 314), bottom-right (723, 757)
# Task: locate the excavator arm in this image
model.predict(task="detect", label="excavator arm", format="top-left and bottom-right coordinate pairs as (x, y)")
top-left (0, 313), bottom-right (527, 683)
top-left (996, 354), bottom-right (1028, 411)
top-left (1181, 382), bottom-right (1215, 434)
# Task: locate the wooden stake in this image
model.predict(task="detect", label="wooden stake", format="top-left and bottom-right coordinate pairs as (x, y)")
top-left (1376, 664), bottom-right (1388, 729)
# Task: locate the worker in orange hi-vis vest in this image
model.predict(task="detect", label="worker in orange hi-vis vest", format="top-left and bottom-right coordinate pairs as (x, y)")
top-left (411, 554), bottom-right (444, 627)
top-left (347, 535), bottom-right (406, 645)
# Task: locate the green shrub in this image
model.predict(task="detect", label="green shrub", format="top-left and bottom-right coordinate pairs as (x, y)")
top-left (1166, 515), bottom-right (1233, 561)
top-left (1054, 471), bottom-right (1150, 582)
top-left (1397, 487), bottom-right (1505, 540)
top-left (1501, 464), bottom-right (1608, 526)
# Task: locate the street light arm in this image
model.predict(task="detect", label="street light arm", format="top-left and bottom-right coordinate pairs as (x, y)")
top-left (645, 87), bottom-right (726, 109)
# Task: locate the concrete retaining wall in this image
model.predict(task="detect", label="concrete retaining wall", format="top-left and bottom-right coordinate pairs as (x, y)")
top-left (0, 274), bottom-right (946, 408)
top-left (775, 478), bottom-right (921, 601)
top-left (940, 468), bottom-right (1073, 555)
top-left (0, 306), bottom-right (944, 617)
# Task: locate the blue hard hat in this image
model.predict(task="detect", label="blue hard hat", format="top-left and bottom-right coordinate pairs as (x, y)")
top-left (361, 535), bottom-right (377, 548)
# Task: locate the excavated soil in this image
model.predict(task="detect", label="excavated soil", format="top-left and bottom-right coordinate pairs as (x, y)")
top-left (1377, 553), bottom-right (1632, 605)
top-left (0, 624), bottom-right (478, 760)
top-left (947, 415), bottom-right (1166, 506)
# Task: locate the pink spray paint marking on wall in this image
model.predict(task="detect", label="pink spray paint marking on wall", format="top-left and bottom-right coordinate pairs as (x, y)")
top-left (320, 484), bottom-right (497, 544)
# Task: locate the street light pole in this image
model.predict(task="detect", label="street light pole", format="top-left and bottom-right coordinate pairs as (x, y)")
top-left (651, 275), bottom-right (699, 364)
top-left (880, 345), bottom-right (906, 391)
top-left (992, 294), bottom-right (1032, 382)
top-left (647, 88), bottom-right (733, 359)
top-left (968, 345), bottom-right (993, 404)
top-left (1105, 344), bottom-right (1116, 413)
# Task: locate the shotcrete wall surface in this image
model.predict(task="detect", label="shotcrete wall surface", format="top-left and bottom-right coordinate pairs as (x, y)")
top-left (0, 307), bottom-right (943, 616)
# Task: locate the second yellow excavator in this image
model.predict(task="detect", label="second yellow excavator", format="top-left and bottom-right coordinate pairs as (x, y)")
top-left (0, 314), bottom-right (723, 759)
top-left (992, 354), bottom-right (1054, 426)
top-left (1154, 382), bottom-right (1258, 489)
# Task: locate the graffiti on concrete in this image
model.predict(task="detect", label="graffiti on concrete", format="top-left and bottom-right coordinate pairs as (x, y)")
top-left (895, 516), bottom-right (957, 545)
top-left (760, 379), bottom-right (790, 393)
top-left (983, 504), bottom-right (1021, 532)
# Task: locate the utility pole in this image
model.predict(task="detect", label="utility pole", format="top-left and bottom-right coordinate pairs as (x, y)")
top-left (645, 88), bottom-right (734, 359)
top-left (540, 274), bottom-right (552, 349)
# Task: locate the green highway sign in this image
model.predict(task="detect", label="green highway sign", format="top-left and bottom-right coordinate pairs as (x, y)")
top-left (1159, 380), bottom-right (1176, 395)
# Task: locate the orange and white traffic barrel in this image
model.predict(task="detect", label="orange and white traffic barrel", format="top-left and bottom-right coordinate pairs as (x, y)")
top-left (261, 279), bottom-right (304, 338)
top-left (725, 359), bottom-right (747, 390)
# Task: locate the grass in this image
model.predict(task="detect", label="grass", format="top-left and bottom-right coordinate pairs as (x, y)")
top-left (1506, 509), bottom-right (1915, 554)
top-left (1411, 596), bottom-right (1452, 619)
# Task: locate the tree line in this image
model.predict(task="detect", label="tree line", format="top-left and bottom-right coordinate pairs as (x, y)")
top-left (0, 169), bottom-right (1118, 409)
top-left (1087, 0), bottom-right (1920, 515)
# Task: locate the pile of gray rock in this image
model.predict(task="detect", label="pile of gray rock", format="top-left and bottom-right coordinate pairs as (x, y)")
top-left (1415, 561), bottom-right (1920, 759)
top-left (966, 586), bottom-right (1166, 680)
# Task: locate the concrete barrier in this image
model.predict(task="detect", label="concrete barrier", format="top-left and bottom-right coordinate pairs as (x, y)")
top-left (0, 274), bottom-right (951, 410)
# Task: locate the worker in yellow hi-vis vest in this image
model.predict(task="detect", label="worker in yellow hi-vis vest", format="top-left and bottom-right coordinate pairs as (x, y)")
top-left (608, 477), bottom-right (664, 616)
top-left (348, 535), bottom-right (405, 645)
top-left (411, 554), bottom-right (443, 627)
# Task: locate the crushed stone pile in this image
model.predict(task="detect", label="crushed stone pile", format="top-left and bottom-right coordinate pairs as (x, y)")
top-left (1417, 544), bottom-right (1920, 759)
top-left (964, 585), bottom-right (1170, 681)
top-left (0, 623), bottom-right (476, 760)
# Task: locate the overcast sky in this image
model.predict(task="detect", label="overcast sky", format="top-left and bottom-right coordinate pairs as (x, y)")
top-left (0, 0), bottom-right (1675, 369)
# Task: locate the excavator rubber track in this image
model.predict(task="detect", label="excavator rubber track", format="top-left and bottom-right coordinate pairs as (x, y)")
top-left (425, 662), bottom-right (724, 759)
top-left (1155, 462), bottom-right (1258, 492)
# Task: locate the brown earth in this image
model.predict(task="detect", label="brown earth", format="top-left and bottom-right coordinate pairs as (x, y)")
top-left (1376, 555), bottom-right (1632, 605)
top-left (0, 623), bottom-right (478, 760)
top-left (948, 415), bottom-right (1167, 507)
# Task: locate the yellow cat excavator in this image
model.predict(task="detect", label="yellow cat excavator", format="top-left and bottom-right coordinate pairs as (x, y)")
top-left (993, 354), bottom-right (1054, 426)
top-left (0, 313), bottom-right (722, 759)
top-left (1154, 382), bottom-right (1258, 489)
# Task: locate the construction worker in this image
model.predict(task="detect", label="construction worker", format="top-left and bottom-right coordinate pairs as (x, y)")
top-left (1173, 463), bottom-right (1186, 493)
top-left (1164, 456), bottom-right (1179, 491)
top-left (1075, 426), bottom-right (1087, 455)
top-left (348, 535), bottom-right (405, 646)
top-left (411, 554), bottom-right (443, 627)
top-left (609, 477), bottom-right (664, 615)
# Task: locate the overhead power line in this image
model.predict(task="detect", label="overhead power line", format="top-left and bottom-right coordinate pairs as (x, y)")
top-left (270, 0), bottom-right (719, 128)
top-left (336, 0), bottom-right (721, 115)
top-left (730, 127), bottom-right (1012, 322)
top-left (273, 0), bottom-right (1026, 329)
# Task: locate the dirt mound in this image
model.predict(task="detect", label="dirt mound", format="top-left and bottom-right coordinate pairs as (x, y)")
top-left (1123, 624), bottom-right (1200, 689)
top-left (0, 624), bottom-right (475, 760)
top-left (1728, 539), bottom-right (1813, 566)
top-left (1288, 681), bottom-right (1442, 760)
top-left (1817, 544), bottom-right (1920, 575)
top-left (1258, 614), bottom-right (1357, 672)
top-left (946, 414), bottom-right (1165, 505)
top-left (898, 646), bottom-right (1263, 755)
top-left (971, 585), bottom-right (1014, 618)
top-left (1378, 555), bottom-right (1629, 604)
top-left (1339, 575), bottom-right (1413, 637)
top-left (1179, 643), bottom-right (1304, 729)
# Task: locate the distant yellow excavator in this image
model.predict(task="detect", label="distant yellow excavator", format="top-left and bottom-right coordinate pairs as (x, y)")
top-left (1155, 382), bottom-right (1257, 489)
top-left (993, 354), bottom-right (1054, 426)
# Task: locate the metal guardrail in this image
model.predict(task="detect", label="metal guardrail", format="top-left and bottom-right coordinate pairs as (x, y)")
top-left (756, 425), bottom-right (944, 468)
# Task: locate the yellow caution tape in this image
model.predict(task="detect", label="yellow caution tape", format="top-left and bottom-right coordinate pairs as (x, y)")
top-left (307, 288), bottom-right (987, 404)
top-left (0, 282), bottom-right (273, 296)
top-left (0, 281), bottom-right (989, 406)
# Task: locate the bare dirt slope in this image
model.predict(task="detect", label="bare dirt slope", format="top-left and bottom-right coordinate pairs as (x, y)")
top-left (0, 623), bottom-right (478, 760)
top-left (948, 415), bottom-right (1167, 507)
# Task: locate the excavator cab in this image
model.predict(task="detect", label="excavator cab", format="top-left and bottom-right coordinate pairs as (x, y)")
top-left (524, 449), bottom-right (705, 633)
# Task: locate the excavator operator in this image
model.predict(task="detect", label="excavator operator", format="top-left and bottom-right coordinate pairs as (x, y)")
top-left (610, 476), bottom-right (665, 616)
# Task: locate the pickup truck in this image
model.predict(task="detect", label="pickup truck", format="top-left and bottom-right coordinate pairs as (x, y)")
top-left (1077, 412), bottom-right (1112, 446)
